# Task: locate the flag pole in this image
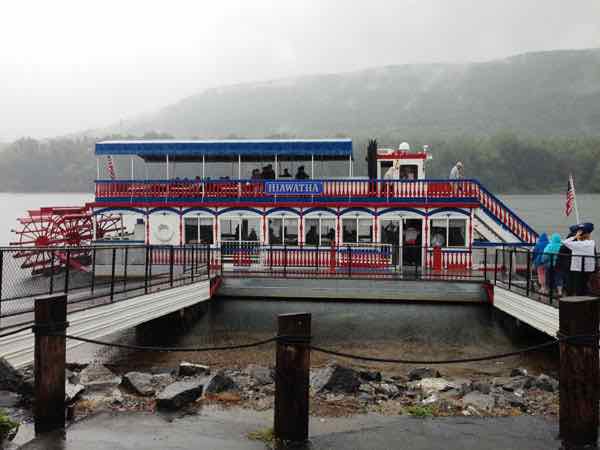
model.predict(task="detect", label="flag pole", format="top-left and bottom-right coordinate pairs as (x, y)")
top-left (571, 174), bottom-right (581, 224)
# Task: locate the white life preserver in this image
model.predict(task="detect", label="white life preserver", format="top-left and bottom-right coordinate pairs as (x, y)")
top-left (154, 222), bottom-right (174, 243)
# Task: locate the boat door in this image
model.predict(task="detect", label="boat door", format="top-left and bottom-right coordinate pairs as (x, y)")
top-left (402, 219), bottom-right (422, 268)
top-left (380, 219), bottom-right (401, 266)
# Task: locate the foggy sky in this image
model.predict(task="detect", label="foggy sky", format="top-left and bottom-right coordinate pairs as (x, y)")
top-left (1, 0), bottom-right (599, 141)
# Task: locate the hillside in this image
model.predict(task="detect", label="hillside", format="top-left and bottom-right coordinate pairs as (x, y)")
top-left (119, 48), bottom-right (600, 139)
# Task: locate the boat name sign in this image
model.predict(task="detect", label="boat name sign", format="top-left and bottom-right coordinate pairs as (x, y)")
top-left (264, 181), bottom-right (323, 195)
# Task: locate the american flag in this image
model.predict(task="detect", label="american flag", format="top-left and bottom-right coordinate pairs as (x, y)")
top-left (565, 174), bottom-right (575, 217)
top-left (106, 155), bottom-right (116, 180)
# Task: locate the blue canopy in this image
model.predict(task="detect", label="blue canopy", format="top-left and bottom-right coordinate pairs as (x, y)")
top-left (95, 139), bottom-right (353, 162)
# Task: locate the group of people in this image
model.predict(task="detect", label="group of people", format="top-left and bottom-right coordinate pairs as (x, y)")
top-left (250, 165), bottom-right (310, 180)
top-left (531, 222), bottom-right (596, 297)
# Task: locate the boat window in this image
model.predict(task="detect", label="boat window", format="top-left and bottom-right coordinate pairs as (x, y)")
top-left (430, 219), bottom-right (447, 247)
top-left (268, 217), bottom-right (298, 245)
top-left (448, 219), bottom-right (466, 247)
top-left (199, 218), bottom-right (214, 244)
top-left (241, 218), bottom-right (260, 242)
top-left (220, 217), bottom-right (259, 243)
top-left (304, 217), bottom-right (336, 246)
top-left (184, 217), bottom-right (199, 244)
top-left (429, 218), bottom-right (467, 248)
top-left (342, 217), bottom-right (373, 244)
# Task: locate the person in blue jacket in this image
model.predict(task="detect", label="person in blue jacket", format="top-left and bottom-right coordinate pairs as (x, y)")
top-left (542, 233), bottom-right (564, 297)
top-left (532, 233), bottom-right (549, 294)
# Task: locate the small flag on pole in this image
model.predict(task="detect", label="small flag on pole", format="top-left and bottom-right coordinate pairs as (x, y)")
top-left (565, 174), bottom-right (575, 217)
top-left (106, 155), bottom-right (116, 180)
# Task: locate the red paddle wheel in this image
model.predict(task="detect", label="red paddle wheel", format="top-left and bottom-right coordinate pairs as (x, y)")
top-left (11, 206), bottom-right (124, 275)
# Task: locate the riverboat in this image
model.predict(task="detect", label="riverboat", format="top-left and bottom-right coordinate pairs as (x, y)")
top-left (11, 139), bottom-right (537, 275)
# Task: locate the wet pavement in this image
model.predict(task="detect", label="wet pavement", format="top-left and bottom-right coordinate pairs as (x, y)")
top-left (19, 409), bottom-right (566, 450)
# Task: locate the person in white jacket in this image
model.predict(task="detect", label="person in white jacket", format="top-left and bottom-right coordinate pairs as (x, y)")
top-left (562, 228), bottom-right (596, 295)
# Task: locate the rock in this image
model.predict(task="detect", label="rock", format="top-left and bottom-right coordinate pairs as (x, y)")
top-left (156, 380), bottom-right (204, 410)
top-left (123, 372), bottom-right (156, 396)
top-left (79, 364), bottom-right (122, 391)
top-left (491, 377), bottom-right (511, 387)
top-left (358, 384), bottom-right (375, 395)
top-left (310, 364), bottom-right (361, 394)
top-left (502, 376), bottom-right (533, 392)
top-left (80, 387), bottom-right (123, 406)
top-left (0, 358), bottom-right (24, 392)
top-left (66, 369), bottom-right (80, 385)
top-left (407, 368), bottom-right (441, 381)
top-left (359, 370), bottom-right (382, 382)
top-left (410, 378), bottom-right (452, 395)
top-left (65, 382), bottom-right (85, 403)
top-left (462, 392), bottom-right (495, 411)
top-left (471, 381), bottom-right (490, 395)
top-left (505, 393), bottom-right (527, 409)
top-left (203, 372), bottom-right (236, 395)
top-left (358, 392), bottom-right (373, 402)
top-left (245, 365), bottom-right (273, 385)
top-left (510, 368), bottom-right (528, 377)
top-left (462, 405), bottom-right (482, 417)
top-left (421, 394), bottom-right (438, 405)
top-left (66, 362), bottom-right (88, 372)
top-left (534, 374), bottom-right (558, 393)
top-left (0, 390), bottom-right (20, 408)
top-left (375, 383), bottom-right (400, 398)
top-left (178, 362), bottom-right (210, 377)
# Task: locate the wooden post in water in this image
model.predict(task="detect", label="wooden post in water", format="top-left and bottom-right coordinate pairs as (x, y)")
top-left (558, 296), bottom-right (599, 447)
top-left (34, 293), bottom-right (68, 434)
top-left (274, 313), bottom-right (311, 443)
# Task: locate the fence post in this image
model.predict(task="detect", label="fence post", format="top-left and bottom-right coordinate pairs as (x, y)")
top-left (347, 246), bottom-right (352, 278)
top-left (64, 249), bottom-right (71, 294)
top-left (144, 245), bottom-right (150, 294)
top-left (169, 246), bottom-right (175, 287)
top-left (34, 293), bottom-right (68, 434)
top-left (283, 244), bottom-right (287, 278)
top-left (123, 246), bottom-right (129, 291)
top-left (274, 313), bottom-right (311, 443)
top-left (110, 247), bottom-right (116, 302)
top-left (525, 249), bottom-right (531, 297)
top-left (494, 249), bottom-right (498, 285)
top-left (508, 249), bottom-right (513, 289)
top-left (90, 248), bottom-right (96, 295)
top-left (207, 245), bottom-right (211, 280)
top-left (558, 296), bottom-right (599, 447)
top-left (483, 248), bottom-right (488, 282)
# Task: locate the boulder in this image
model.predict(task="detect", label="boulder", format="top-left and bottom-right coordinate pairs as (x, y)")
top-left (407, 368), bottom-right (441, 381)
top-left (358, 384), bottom-right (375, 395)
top-left (79, 364), bottom-right (122, 392)
top-left (359, 370), bottom-right (382, 382)
top-left (510, 368), bottom-right (528, 377)
top-left (0, 358), bottom-right (24, 392)
top-left (178, 362), bottom-right (210, 377)
top-left (123, 372), bottom-right (156, 397)
top-left (310, 364), bottom-right (361, 394)
top-left (410, 378), bottom-right (452, 395)
top-left (502, 376), bottom-right (533, 392)
top-left (203, 372), bottom-right (236, 395)
top-left (471, 381), bottom-right (490, 395)
top-left (504, 393), bottom-right (527, 409)
top-left (462, 392), bottom-right (495, 411)
top-left (65, 382), bottom-right (85, 403)
top-left (0, 390), bottom-right (20, 408)
top-left (65, 369), bottom-right (80, 385)
top-left (534, 374), bottom-right (558, 393)
top-left (375, 383), bottom-right (400, 398)
top-left (245, 365), bottom-right (273, 385)
top-left (156, 380), bottom-right (204, 410)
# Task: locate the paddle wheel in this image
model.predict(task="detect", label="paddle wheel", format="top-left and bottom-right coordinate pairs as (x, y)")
top-left (10, 206), bottom-right (124, 275)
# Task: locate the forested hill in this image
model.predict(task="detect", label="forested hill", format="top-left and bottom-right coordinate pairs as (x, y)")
top-left (120, 48), bottom-right (600, 138)
top-left (3, 48), bottom-right (600, 193)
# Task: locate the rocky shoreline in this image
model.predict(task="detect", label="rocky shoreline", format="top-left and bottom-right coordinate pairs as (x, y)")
top-left (0, 356), bottom-right (560, 439)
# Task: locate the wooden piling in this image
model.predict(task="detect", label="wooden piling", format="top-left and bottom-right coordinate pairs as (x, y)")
top-left (34, 293), bottom-right (68, 434)
top-left (558, 296), bottom-right (599, 447)
top-left (274, 313), bottom-right (311, 443)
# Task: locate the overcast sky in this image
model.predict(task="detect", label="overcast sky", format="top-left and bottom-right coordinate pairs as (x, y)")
top-left (1, 0), bottom-right (599, 141)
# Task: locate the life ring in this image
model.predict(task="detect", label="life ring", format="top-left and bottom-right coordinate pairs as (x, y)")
top-left (154, 222), bottom-right (174, 243)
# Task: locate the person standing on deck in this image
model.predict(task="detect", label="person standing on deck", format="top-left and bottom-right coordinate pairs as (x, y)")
top-left (449, 161), bottom-right (463, 179)
top-left (532, 233), bottom-right (549, 294)
top-left (542, 233), bottom-right (564, 297)
top-left (562, 224), bottom-right (596, 296)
